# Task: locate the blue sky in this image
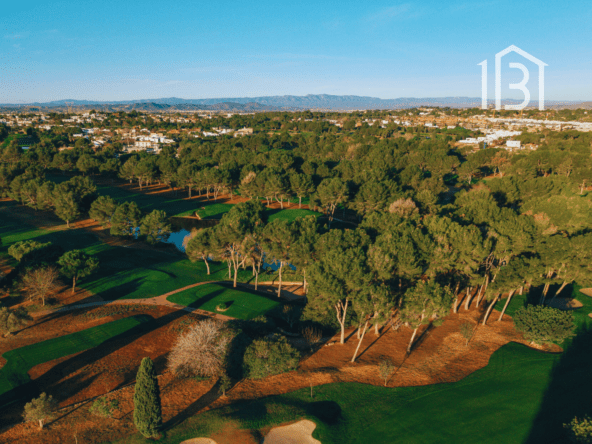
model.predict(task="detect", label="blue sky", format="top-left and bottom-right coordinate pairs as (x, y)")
top-left (1, 0), bottom-right (591, 103)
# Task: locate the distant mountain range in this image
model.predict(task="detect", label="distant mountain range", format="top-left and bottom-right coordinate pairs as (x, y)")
top-left (0, 94), bottom-right (585, 111)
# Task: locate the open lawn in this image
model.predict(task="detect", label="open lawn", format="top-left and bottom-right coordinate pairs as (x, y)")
top-left (166, 283), bottom-right (281, 320)
top-left (118, 287), bottom-right (592, 444)
top-left (0, 315), bottom-right (151, 401)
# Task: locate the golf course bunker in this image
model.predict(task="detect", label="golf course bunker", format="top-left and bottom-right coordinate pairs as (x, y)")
top-left (579, 288), bottom-right (592, 297)
top-left (263, 420), bottom-right (321, 444)
top-left (180, 439), bottom-right (217, 444)
top-left (547, 297), bottom-right (584, 310)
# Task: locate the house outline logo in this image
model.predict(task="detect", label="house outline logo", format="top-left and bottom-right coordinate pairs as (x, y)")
top-left (479, 45), bottom-right (548, 111)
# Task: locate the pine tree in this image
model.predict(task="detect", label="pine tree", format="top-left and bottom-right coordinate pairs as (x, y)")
top-left (133, 357), bottom-right (162, 438)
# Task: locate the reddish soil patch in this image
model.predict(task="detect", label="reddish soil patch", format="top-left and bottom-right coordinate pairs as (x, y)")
top-left (0, 302), bottom-right (554, 444)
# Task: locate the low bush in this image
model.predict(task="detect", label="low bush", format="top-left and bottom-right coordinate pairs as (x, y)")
top-left (90, 396), bottom-right (119, 418)
top-left (514, 305), bottom-right (575, 345)
top-left (243, 334), bottom-right (300, 379)
top-left (167, 320), bottom-right (229, 378)
top-left (565, 416), bottom-right (592, 443)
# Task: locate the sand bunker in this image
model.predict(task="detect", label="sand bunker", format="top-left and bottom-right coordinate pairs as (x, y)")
top-left (263, 420), bottom-right (321, 444)
top-left (579, 288), bottom-right (592, 297)
top-left (547, 298), bottom-right (584, 310)
top-left (180, 439), bottom-right (217, 444)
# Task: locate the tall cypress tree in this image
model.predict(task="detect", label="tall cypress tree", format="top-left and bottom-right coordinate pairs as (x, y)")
top-left (133, 357), bottom-right (162, 438)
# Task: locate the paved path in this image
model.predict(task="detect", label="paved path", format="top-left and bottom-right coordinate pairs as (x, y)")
top-left (32, 280), bottom-right (305, 320)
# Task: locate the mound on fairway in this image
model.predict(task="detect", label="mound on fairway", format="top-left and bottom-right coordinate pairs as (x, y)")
top-left (0, 315), bottom-right (151, 399)
top-left (167, 283), bottom-right (281, 320)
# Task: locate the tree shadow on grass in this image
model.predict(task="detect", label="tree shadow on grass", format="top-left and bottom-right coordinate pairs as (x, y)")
top-left (0, 309), bottom-right (190, 425)
top-left (524, 324), bottom-right (592, 444)
top-left (88, 277), bottom-right (144, 302)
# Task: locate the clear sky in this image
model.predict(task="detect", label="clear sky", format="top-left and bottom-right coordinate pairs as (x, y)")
top-left (1, 0), bottom-right (591, 103)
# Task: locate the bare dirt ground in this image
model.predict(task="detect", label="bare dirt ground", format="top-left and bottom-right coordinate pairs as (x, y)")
top-left (0, 299), bottom-right (550, 444)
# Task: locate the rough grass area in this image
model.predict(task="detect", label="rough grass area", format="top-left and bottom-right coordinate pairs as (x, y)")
top-left (0, 315), bottom-right (151, 398)
top-left (167, 283), bottom-right (281, 320)
top-left (117, 288), bottom-right (592, 444)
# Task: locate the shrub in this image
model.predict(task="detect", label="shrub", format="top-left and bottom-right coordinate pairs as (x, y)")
top-left (237, 315), bottom-right (276, 337)
top-left (0, 306), bottom-right (32, 335)
top-left (280, 304), bottom-right (302, 330)
top-left (460, 322), bottom-right (473, 346)
top-left (514, 305), bottom-right (575, 345)
top-left (8, 240), bottom-right (50, 262)
top-left (218, 373), bottom-right (231, 397)
top-left (302, 326), bottom-right (322, 350)
top-left (378, 358), bottom-right (395, 386)
top-left (167, 320), bottom-right (229, 377)
top-left (243, 334), bottom-right (300, 379)
top-left (565, 416), bottom-right (592, 443)
top-left (90, 396), bottom-right (119, 418)
top-left (23, 392), bottom-right (58, 429)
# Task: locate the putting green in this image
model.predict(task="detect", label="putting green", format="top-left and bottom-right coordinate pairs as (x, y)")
top-left (167, 283), bottom-right (281, 320)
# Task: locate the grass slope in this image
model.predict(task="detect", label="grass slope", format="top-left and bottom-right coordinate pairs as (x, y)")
top-left (167, 283), bottom-right (280, 320)
top-left (117, 287), bottom-right (592, 444)
top-left (0, 315), bottom-right (151, 398)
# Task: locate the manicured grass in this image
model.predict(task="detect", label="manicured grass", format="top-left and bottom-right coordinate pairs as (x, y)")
top-left (117, 288), bottom-right (592, 444)
top-left (167, 283), bottom-right (281, 320)
top-left (195, 203), bottom-right (235, 219)
top-left (176, 204), bottom-right (322, 222)
top-left (81, 248), bottom-right (253, 300)
top-left (266, 208), bottom-right (321, 222)
top-left (0, 202), bottom-right (253, 300)
top-left (0, 315), bottom-right (151, 398)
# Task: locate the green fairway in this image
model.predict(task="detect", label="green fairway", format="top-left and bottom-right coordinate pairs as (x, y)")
top-left (0, 202), bottom-right (253, 300)
top-left (193, 203), bottom-right (234, 219)
top-left (116, 287), bottom-right (592, 444)
top-left (0, 315), bottom-right (151, 398)
top-left (266, 208), bottom-right (322, 222)
top-left (166, 283), bottom-right (281, 320)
